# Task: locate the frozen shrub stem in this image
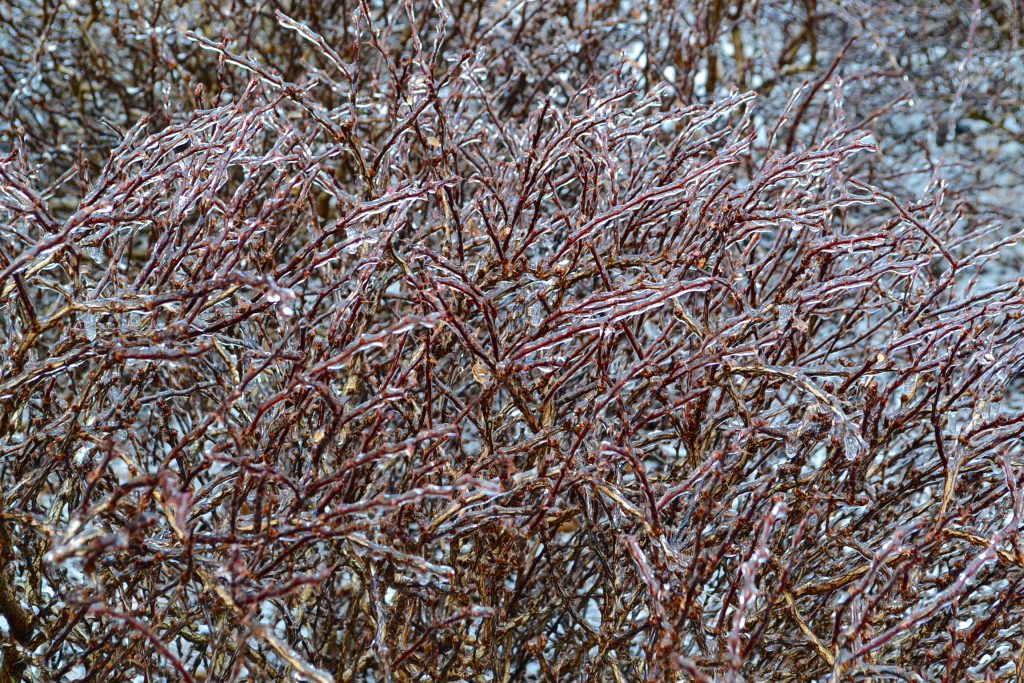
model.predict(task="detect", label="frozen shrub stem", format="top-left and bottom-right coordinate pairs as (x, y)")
top-left (1, 0), bottom-right (1023, 681)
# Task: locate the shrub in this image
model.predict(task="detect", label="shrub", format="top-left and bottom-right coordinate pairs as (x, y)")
top-left (1, 1), bottom-right (1023, 681)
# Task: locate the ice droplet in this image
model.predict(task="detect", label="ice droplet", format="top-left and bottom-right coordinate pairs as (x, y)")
top-left (843, 431), bottom-right (866, 462)
top-left (265, 284), bottom-right (295, 319)
top-left (82, 246), bottom-right (105, 264)
top-left (472, 362), bottom-right (489, 384)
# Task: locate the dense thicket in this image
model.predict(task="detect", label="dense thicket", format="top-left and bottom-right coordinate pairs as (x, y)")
top-left (1, 1), bottom-right (1023, 681)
